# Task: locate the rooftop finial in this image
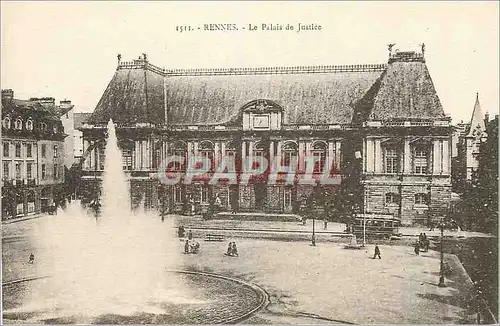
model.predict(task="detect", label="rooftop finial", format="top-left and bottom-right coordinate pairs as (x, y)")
top-left (142, 53), bottom-right (147, 61)
top-left (117, 53), bottom-right (121, 63)
top-left (420, 43), bottom-right (426, 55)
top-left (388, 43), bottom-right (396, 55)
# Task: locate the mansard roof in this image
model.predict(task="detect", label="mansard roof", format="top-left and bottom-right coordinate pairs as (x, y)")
top-left (88, 51), bottom-right (447, 126)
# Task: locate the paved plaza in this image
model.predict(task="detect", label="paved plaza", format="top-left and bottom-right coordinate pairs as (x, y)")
top-left (2, 215), bottom-right (479, 324)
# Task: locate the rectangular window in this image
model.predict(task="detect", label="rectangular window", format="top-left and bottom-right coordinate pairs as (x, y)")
top-left (3, 143), bottom-right (9, 157)
top-left (53, 145), bottom-right (58, 158)
top-left (26, 163), bottom-right (32, 180)
top-left (122, 149), bottom-right (133, 170)
top-left (200, 186), bottom-right (209, 204)
top-left (15, 162), bottom-right (22, 180)
top-left (3, 161), bottom-right (9, 180)
top-left (99, 147), bottom-right (105, 170)
top-left (26, 144), bottom-right (32, 158)
top-left (414, 148), bottom-right (428, 174)
top-left (41, 164), bottom-right (46, 180)
top-left (174, 186), bottom-right (183, 203)
top-left (53, 164), bottom-right (58, 179)
top-left (15, 144), bottom-right (21, 158)
top-left (385, 148), bottom-right (398, 174)
top-left (284, 187), bottom-right (293, 208)
top-left (313, 151), bottom-right (326, 173)
top-left (415, 193), bottom-right (428, 205)
top-left (41, 144), bottom-right (47, 158)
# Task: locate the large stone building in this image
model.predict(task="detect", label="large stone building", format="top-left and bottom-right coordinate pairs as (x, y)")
top-left (80, 49), bottom-right (453, 225)
top-left (1, 90), bottom-right (67, 219)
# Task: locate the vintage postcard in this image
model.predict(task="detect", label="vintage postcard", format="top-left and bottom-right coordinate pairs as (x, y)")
top-left (1, 1), bottom-right (498, 324)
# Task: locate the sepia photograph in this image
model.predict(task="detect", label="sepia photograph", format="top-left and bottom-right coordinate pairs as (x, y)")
top-left (1, 1), bottom-right (498, 324)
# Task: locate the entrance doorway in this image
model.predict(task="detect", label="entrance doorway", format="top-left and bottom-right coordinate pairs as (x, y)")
top-left (229, 185), bottom-right (239, 213)
top-left (254, 184), bottom-right (267, 211)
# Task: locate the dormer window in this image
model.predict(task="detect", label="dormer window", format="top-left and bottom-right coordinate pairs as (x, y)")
top-left (385, 192), bottom-right (399, 206)
top-left (26, 119), bottom-right (34, 131)
top-left (3, 117), bottom-right (11, 129)
top-left (41, 122), bottom-right (47, 132)
top-left (14, 118), bottom-right (22, 130)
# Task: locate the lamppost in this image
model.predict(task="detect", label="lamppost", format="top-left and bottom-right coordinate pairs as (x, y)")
top-left (311, 213), bottom-right (316, 246)
top-left (438, 220), bottom-right (447, 287)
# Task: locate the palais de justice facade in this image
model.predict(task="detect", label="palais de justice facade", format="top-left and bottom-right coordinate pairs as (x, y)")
top-left (80, 50), bottom-right (452, 226)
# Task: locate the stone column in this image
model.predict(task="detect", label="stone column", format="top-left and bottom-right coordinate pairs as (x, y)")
top-left (442, 140), bottom-right (450, 174)
top-left (269, 141), bottom-right (275, 166)
top-left (327, 141), bottom-right (335, 172)
top-left (298, 141), bottom-right (305, 172)
top-left (403, 138), bottom-right (411, 173)
top-left (374, 139), bottom-right (382, 173)
top-left (135, 141), bottom-right (141, 170)
top-left (335, 141), bottom-right (342, 172)
top-left (242, 141), bottom-right (247, 162)
top-left (366, 138), bottom-right (374, 173)
top-left (433, 140), bottom-right (441, 175)
top-left (214, 141), bottom-right (221, 167)
top-left (90, 143), bottom-right (95, 170)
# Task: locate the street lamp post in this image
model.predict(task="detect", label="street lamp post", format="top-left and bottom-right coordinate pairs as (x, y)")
top-left (311, 215), bottom-right (316, 246)
top-left (438, 221), bottom-right (447, 287)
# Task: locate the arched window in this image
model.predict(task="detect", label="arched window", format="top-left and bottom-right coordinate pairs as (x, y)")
top-left (26, 119), bottom-right (34, 131)
top-left (168, 141), bottom-right (187, 171)
top-left (253, 141), bottom-right (268, 157)
top-left (225, 140), bottom-right (238, 157)
top-left (14, 118), bottom-right (22, 130)
top-left (199, 141), bottom-right (215, 170)
top-left (414, 193), bottom-right (429, 205)
top-left (385, 192), bottom-right (399, 206)
top-left (3, 117), bottom-right (11, 129)
top-left (281, 142), bottom-right (298, 166)
top-left (312, 141), bottom-right (327, 173)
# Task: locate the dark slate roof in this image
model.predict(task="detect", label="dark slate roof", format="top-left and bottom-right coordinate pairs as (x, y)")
top-left (88, 68), bottom-right (165, 125)
top-left (167, 70), bottom-right (384, 125)
top-left (88, 52), bottom-right (446, 126)
top-left (3, 99), bottom-right (61, 121)
top-left (74, 112), bottom-right (92, 129)
top-left (369, 60), bottom-right (445, 120)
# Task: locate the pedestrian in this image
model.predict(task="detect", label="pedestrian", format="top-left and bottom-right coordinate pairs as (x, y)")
top-left (231, 242), bottom-right (239, 257)
top-left (226, 242), bottom-right (233, 256)
top-left (178, 225), bottom-right (185, 238)
top-left (414, 241), bottom-right (420, 255)
top-left (28, 253), bottom-right (35, 264)
top-left (214, 194), bottom-right (221, 213)
top-left (184, 239), bottom-right (190, 254)
top-left (373, 244), bottom-right (381, 259)
top-left (324, 219), bottom-right (328, 230)
top-left (188, 230), bottom-right (193, 240)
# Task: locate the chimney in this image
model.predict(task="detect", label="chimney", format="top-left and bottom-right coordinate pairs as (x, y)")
top-left (485, 112), bottom-right (490, 123)
top-left (59, 99), bottom-right (73, 109)
top-left (2, 89), bottom-right (14, 102)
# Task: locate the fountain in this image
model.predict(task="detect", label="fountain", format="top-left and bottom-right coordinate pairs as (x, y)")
top-left (2, 120), bottom-right (267, 324)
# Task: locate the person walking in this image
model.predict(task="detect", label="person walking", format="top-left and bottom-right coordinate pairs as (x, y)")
top-left (231, 242), bottom-right (239, 257)
top-left (226, 242), bottom-right (233, 256)
top-left (28, 253), bottom-right (35, 264)
top-left (188, 230), bottom-right (193, 240)
top-left (373, 244), bottom-right (381, 259)
top-left (184, 239), bottom-right (190, 254)
top-left (414, 241), bottom-right (420, 255)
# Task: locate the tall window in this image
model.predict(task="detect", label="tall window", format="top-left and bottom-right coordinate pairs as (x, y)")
top-left (200, 186), bottom-right (209, 204)
top-left (53, 145), bottom-right (58, 158)
top-left (14, 119), bottom-right (22, 130)
top-left (3, 161), bottom-right (10, 180)
top-left (312, 142), bottom-right (327, 173)
top-left (174, 186), bottom-right (183, 203)
top-left (53, 164), bottom-right (58, 179)
top-left (199, 141), bottom-right (215, 170)
top-left (41, 123), bottom-right (47, 132)
top-left (26, 143), bottom-right (32, 158)
top-left (15, 162), bottom-right (22, 180)
top-left (41, 144), bottom-right (47, 158)
top-left (281, 142), bottom-right (298, 167)
top-left (414, 147), bottom-right (429, 174)
top-left (168, 141), bottom-right (187, 172)
top-left (99, 146), bottom-right (105, 170)
top-left (15, 144), bottom-right (21, 158)
top-left (385, 192), bottom-right (399, 205)
top-left (26, 163), bottom-right (32, 180)
top-left (41, 164), bottom-right (46, 180)
top-left (3, 142), bottom-right (9, 157)
top-left (122, 149), bottom-right (133, 170)
top-left (384, 148), bottom-right (398, 174)
top-left (415, 193), bottom-right (428, 205)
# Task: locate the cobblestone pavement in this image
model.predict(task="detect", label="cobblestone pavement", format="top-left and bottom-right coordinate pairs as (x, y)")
top-left (3, 217), bottom-right (479, 324)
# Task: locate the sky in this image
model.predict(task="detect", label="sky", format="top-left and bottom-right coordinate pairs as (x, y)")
top-left (1, 1), bottom-right (498, 123)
